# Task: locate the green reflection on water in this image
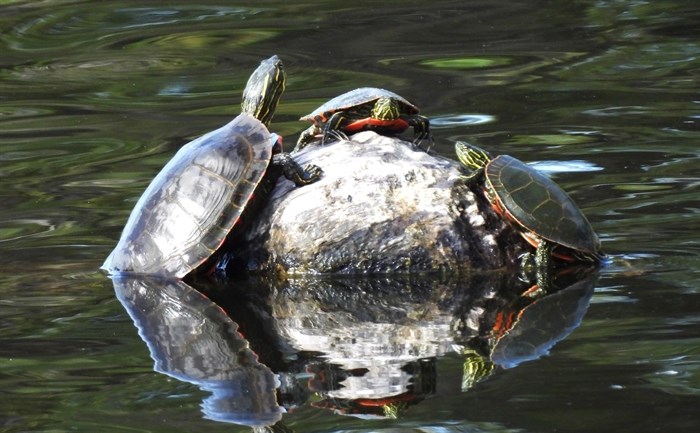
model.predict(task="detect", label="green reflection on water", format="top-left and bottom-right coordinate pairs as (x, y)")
top-left (421, 57), bottom-right (512, 70)
top-left (505, 133), bottom-right (597, 146)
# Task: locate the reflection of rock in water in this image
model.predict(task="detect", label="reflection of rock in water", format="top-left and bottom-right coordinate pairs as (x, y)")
top-left (120, 267), bottom-right (599, 420)
top-left (215, 273), bottom-right (533, 409)
top-left (112, 276), bottom-right (283, 427)
top-left (194, 274), bottom-right (515, 416)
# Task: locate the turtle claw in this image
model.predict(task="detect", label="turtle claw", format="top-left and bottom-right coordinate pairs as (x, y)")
top-left (320, 112), bottom-right (350, 145)
top-left (413, 132), bottom-right (434, 153)
top-left (326, 129), bottom-right (349, 144)
top-left (518, 252), bottom-right (536, 281)
top-left (302, 163), bottom-right (324, 183)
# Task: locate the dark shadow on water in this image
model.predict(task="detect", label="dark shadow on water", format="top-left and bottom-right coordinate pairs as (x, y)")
top-left (112, 267), bottom-right (598, 427)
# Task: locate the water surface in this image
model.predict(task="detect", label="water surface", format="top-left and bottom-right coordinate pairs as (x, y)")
top-left (1, 1), bottom-right (699, 432)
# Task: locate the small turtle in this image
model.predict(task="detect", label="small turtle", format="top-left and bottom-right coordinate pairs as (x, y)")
top-left (102, 55), bottom-right (322, 278)
top-left (295, 87), bottom-right (432, 151)
top-left (455, 141), bottom-right (604, 270)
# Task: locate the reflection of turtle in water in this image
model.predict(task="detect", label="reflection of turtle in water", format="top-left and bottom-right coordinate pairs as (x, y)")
top-left (112, 276), bottom-right (284, 426)
top-left (295, 87), bottom-right (432, 151)
top-left (455, 141), bottom-right (604, 271)
top-left (102, 55), bottom-right (322, 278)
top-left (461, 269), bottom-right (598, 390)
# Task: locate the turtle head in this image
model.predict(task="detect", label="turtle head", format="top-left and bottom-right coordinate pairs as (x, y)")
top-left (455, 141), bottom-right (492, 171)
top-left (241, 55), bottom-right (285, 126)
top-left (461, 348), bottom-right (495, 391)
top-left (371, 96), bottom-right (400, 120)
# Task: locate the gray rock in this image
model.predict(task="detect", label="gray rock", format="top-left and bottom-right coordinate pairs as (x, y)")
top-left (235, 131), bottom-right (526, 275)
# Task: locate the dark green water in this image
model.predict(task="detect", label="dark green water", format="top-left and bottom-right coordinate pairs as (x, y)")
top-left (1, 1), bottom-right (699, 432)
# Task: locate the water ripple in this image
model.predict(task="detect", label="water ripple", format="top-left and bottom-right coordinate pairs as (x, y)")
top-left (529, 160), bottom-right (604, 174)
top-left (4, 4), bottom-right (260, 51)
top-left (431, 114), bottom-right (495, 128)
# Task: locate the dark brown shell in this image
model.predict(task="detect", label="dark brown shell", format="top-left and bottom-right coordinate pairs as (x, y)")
top-left (485, 155), bottom-right (600, 255)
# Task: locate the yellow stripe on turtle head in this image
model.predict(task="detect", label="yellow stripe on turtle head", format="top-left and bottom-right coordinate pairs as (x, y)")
top-left (241, 55), bottom-right (286, 126)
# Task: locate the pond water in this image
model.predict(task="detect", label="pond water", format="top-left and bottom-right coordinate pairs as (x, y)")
top-left (1, 1), bottom-right (699, 432)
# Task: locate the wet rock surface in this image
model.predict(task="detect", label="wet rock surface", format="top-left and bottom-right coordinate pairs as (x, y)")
top-left (230, 131), bottom-right (527, 275)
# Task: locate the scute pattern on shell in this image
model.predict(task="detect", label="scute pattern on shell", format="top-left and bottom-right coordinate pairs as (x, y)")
top-left (300, 87), bottom-right (419, 122)
top-left (103, 114), bottom-right (272, 277)
top-left (485, 155), bottom-right (600, 254)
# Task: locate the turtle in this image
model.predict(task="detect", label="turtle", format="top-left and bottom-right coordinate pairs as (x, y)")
top-left (455, 141), bottom-right (604, 270)
top-left (102, 55), bottom-right (323, 278)
top-left (294, 87), bottom-right (432, 151)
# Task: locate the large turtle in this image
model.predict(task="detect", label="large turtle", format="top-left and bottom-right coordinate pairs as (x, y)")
top-left (102, 55), bottom-right (322, 278)
top-left (294, 87), bottom-right (432, 151)
top-left (455, 141), bottom-right (604, 270)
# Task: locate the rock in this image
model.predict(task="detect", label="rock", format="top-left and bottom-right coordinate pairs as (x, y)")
top-left (231, 131), bottom-right (527, 275)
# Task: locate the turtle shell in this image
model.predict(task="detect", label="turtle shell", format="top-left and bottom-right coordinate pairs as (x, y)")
top-left (300, 87), bottom-right (419, 123)
top-left (102, 113), bottom-right (272, 278)
top-left (484, 155), bottom-right (600, 255)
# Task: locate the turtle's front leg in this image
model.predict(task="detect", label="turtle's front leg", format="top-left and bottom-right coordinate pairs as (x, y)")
top-left (321, 112), bottom-right (348, 145)
top-left (272, 153), bottom-right (323, 186)
top-left (534, 240), bottom-right (552, 270)
top-left (522, 241), bottom-right (552, 294)
top-left (294, 125), bottom-right (321, 152)
top-left (405, 114), bottom-right (433, 152)
top-left (459, 167), bottom-right (485, 191)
